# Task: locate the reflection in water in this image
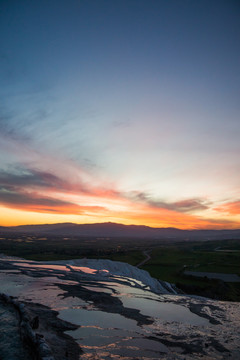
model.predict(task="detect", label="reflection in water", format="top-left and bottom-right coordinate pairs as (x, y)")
top-left (62, 309), bottom-right (169, 358)
top-left (0, 273), bottom-right (82, 308)
top-left (13, 261), bottom-right (110, 275)
top-left (13, 262), bottom-right (71, 272)
top-left (82, 286), bottom-right (113, 294)
top-left (69, 265), bottom-right (107, 274)
top-left (121, 296), bottom-right (208, 326)
top-left (0, 257), bottom-right (211, 359)
top-left (59, 308), bottom-right (140, 330)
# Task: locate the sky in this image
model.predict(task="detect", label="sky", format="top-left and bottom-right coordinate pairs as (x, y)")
top-left (0, 0), bottom-right (240, 229)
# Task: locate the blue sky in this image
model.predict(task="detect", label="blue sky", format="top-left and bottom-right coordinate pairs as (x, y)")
top-left (0, 0), bottom-right (239, 228)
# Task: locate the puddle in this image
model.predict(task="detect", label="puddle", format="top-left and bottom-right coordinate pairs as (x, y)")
top-left (97, 281), bottom-right (158, 298)
top-left (116, 337), bottom-right (169, 354)
top-left (121, 296), bottom-right (209, 326)
top-left (0, 257), bottom-right (213, 359)
top-left (0, 273), bottom-right (81, 308)
top-left (82, 286), bottom-right (113, 294)
top-left (75, 330), bottom-right (168, 359)
top-left (68, 265), bottom-right (99, 274)
top-left (59, 308), bottom-right (140, 331)
top-left (13, 262), bottom-right (71, 272)
top-left (12, 261), bottom-right (111, 276)
top-left (69, 265), bottom-right (110, 275)
top-left (63, 309), bottom-right (168, 358)
top-left (67, 326), bottom-right (134, 340)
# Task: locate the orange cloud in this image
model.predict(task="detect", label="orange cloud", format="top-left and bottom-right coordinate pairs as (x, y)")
top-left (0, 166), bottom-right (240, 229)
top-left (0, 187), bottom-right (107, 215)
top-left (117, 202), bottom-right (236, 230)
top-left (1, 197), bottom-right (239, 229)
top-left (215, 201), bottom-right (240, 215)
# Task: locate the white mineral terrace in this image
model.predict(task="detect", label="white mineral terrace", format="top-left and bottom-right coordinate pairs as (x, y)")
top-left (0, 255), bottom-right (240, 360)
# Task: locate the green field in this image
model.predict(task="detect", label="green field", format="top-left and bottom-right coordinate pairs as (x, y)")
top-left (138, 241), bottom-right (240, 301)
top-left (142, 246), bottom-right (240, 280)
top-left (0, 233), bottom-right (239, 300)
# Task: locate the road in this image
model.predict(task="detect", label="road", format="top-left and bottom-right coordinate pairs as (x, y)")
top-left (136, 250), bottom-right (152, 267)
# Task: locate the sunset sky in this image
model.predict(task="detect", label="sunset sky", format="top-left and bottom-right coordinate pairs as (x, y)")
top-left (0, 0), bottom-right (239, 229)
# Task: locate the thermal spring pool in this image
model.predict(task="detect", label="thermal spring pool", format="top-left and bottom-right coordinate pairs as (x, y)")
top-left (0, 256), bottom-right (240, 360)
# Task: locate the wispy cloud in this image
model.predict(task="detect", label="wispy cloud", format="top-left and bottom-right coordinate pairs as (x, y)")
top-left (130, 191), bottom-right (209, 213)
top-left (0, 165), bottom-right (119, 216)
top-left (0, 166), bottom-right (239, 229)
top-left (0, 185), bottom-right (106, 215)
top-left (0, 168), bottom-right (84, 193)
top-left (215, 200), bottom-right (240, 215)
top-left (119, 201), bottom-right (238, 230)
top-left (0, 167), bottom-right (211, 215)
top-left (0, 168), bottom-right (60, 188)
top-left (0, 167), bottom-right (121, 200)
top-left (0, 133), bottom-right (238, 229)
top-left (169, 199), bottom-right (209, 212)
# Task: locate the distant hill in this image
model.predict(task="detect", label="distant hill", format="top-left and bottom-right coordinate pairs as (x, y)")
top-left (0, 222), bottom-right (240, 240)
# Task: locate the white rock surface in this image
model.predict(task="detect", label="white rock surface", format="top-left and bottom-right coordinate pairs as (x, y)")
top-left (47, 258), bottom-right (174, 294)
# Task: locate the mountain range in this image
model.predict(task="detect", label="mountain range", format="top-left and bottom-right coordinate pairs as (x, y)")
top-left (0, 222), bottom-right (240, 240)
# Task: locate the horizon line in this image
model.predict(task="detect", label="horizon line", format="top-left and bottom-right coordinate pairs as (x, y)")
top-left (1, 221), bottom-right (240, 232)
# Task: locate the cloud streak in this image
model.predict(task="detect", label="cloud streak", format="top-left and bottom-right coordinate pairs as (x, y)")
top-left (130, 191), bottom-right (210, 213)
top-left (0, 185), bottom-right (106, 215)
top-left (0, 168), bottom-right (210, 214)
top-left (215, 201), bottom-right (240, 215)
top-left (0, 168), bottom-right (85, 193)
top-left (0, 165), bottom-right (120, 216)
top-left (0, 166), bottom-right (239, 231)
top-left (0, 167), bottom-right (120, 200)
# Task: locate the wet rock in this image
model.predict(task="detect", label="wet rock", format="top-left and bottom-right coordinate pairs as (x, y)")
top-left (31, 316), bottom-right (39, 329)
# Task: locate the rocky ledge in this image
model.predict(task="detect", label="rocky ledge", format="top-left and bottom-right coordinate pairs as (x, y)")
top-left (0, 293), bottom-right (81, 360)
